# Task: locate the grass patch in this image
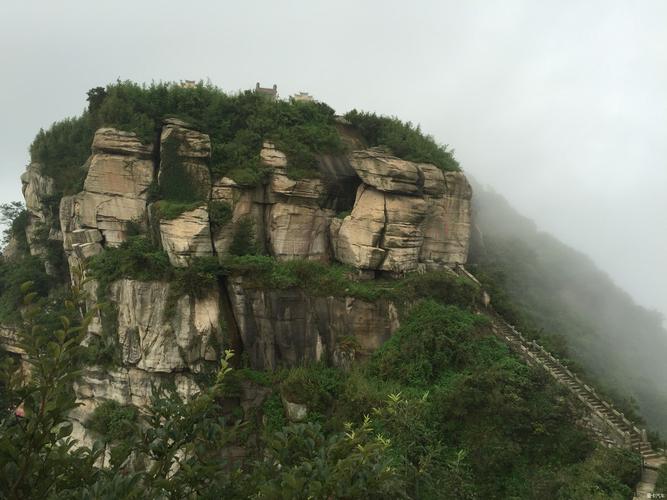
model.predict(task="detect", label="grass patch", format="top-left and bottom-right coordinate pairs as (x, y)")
top-left (219, 255), bottom-right (482, 307)
top-left (345, 109), bottom-right (460, 172)
top-left (152, 200), bottom-right (205, 220)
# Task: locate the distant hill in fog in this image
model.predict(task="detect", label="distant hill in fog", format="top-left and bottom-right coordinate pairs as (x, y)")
top-left (469, 181), bottom-right (667, 435)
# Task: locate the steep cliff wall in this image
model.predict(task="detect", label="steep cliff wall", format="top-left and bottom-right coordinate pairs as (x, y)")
top-left (12, 120), bottom-right (472, 444)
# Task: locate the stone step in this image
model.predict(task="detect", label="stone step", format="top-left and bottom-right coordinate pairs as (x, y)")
top-left (493, 320), bottom-right (647, 459)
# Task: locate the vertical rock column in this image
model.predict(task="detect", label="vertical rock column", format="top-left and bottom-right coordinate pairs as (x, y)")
top-left (59, 128), bottom-right (155, 277)
top-left (155, 119), bottom-right (214, 267)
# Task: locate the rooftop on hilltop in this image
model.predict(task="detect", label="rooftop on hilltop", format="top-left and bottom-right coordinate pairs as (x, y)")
top-left (255, 82), bottom-right (278, 100)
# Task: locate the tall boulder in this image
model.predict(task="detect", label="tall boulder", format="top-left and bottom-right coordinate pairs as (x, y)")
top-left (226, 276), bottom-right (399, 370)
top-left (330, 148), bottom-right (472, 273)
top-left (158, 118), bottom-right (211, 200)
top-left (60, 128), bottom-right (154, 252)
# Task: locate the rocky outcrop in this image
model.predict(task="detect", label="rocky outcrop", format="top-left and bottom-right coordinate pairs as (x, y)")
top-left (20, 163), bottom-right (61, 269)
top-left (60, 128), bottom-right (154, 252)
top-left (110, 279), bottom-right (221, 372)
top-left (226, 276), bottom-right (399, 370)
top-left (21, 162), bottom-right (55, 218)
top-left (159, 118), bottom-right (211, 199)
top-left (330, 149), bottom-right (472, 272)
top-left (211, 177), bottom-right (267, 258)
top-left (10, 121), bottom-right (475, 439)
top-left (69, 365), bottom-right (202, 451)
top-left (158, 206), bottom-right (214, 267)
top-left (420, 172), bottom-right (472, 266)
top-left (348, 149), bottom-right (422, 194)
top-left (268, 203), bottom-right (333, 262)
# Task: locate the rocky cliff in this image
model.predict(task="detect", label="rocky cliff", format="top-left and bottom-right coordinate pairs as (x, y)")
top-left (13, 119), bottom-right (472, 446)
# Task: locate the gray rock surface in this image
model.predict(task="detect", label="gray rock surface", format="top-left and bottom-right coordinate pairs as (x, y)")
top-left (226, 276), bottom-right (399, 370)
top-left (110, 279), bottom-right (221, 372)
top-left (158, 206), bottom-right (214, 267)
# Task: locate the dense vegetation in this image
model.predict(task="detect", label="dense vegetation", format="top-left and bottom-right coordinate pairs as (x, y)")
top-left (1, 81), bottom-right (656, 497)
top-left (344, 109), bottom-right (459, 171)
top-left (0, 281), bottom-right (642, 498)
top-left (469, 181), bottom-right (667, 438)
top-left (30, 81), bottom-right (345, 196)
top-left (30, 81), bottom-right (461, 200)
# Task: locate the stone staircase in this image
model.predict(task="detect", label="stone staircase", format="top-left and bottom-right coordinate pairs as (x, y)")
top-left (492, 317), bottom-right (667, 474)
top-left (452, 265), bottom-right (665, 496)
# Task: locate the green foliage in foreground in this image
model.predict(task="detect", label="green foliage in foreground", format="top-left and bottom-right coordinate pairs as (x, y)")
top-left (0, 280), bottom-right (643, 499)
top-left (345, 109), bottom-right (460, 171)
top-left (0, 255), bottom-right (53, 324)
top-left (87, 400), bottom-right (137, 442)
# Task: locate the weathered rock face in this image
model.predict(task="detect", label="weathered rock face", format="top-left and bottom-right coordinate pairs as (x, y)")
top-left (349, 149), bottom-right (422, 194)
top-left (20, 163), bottom-right (60, 267)
top-left (110, 279), bottom-right (221, 373)
top-left (330, 184), bottom-right (429, 273)
top-left (60, 128), bottom-right (154, 252)
top-left (158, 206), bottom-right (214, 267)
top-left (226, 276), bottom-right (399, 370)
top-left (330, 148), bottom-right (472, 272)
top-left (159, 118), bottom-right (211, 200)
top-left (268, 203), bottom-right (332, 262)
top-left (420, 172), bottom-right (472, 267)
top-left (8, 121), bottom-right (474, 434)
top-left (21, 162), bottom-right (55, 218)
top-left (70, 365), bottom-right (202, 451)
top-left (92, 127), bottom-right (153, 158)
top-left (211, 177), bottom-right (267, 258)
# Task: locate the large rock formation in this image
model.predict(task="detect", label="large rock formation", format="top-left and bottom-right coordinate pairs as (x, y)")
top-left (226, 276), bottom-right (399, 370)
top-left (331, 149), bottom-right (472, 273)
top-left (6, 120), bottom-right (473, 437)
top-left (110, 279), bottom-right (221, 372)
top-left (20, 162), bottom-right (61, 270)
top-left (60, 128), bottom-right (154, 255)
top-left (159, 118), bottom-right (211, 200)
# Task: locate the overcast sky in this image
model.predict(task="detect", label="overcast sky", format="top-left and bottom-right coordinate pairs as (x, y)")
top-left (1, 0), bottom-right (666, 319)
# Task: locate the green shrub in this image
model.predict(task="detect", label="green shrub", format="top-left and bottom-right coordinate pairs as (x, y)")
top-left (209, 201), bottom-right (233, 227)
top-left (29, 114), bottom-right (95, 195)
top-left (87, 400), bottom-right (138, 442)
top-left (656, 463), bottom-right (667, 494)
top-left (262, 393), bottom-right (287, 434)
top-left (0, 202), bottom-right (28, 249)
top-left (345, 109), bottom-right (459, 172)
top-left (229, 217), bottom-right (258, 256)
top-left (279, 364), bottom-right (344, 412)
top-left (0, 255), bottom-right (52, 324)
top-left (152, 200), bottom-right (204, 220)
top-left (158, 134), bottom-right (207, 203)
top-left (172, 256), bottom-right (221, 298)
top-left (87, 236), bottom-right (172, 286)
top-left (371, 300), bottom-right (486, 385)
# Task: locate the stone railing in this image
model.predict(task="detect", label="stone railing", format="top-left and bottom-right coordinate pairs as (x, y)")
top-left (492, 317), bottom-right (657, 457)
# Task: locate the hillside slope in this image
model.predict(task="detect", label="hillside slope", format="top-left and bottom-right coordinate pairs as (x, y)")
top-left (469, 181), bottom-right (667, 435)
top-left (0, 81), bottom-right (660, 497)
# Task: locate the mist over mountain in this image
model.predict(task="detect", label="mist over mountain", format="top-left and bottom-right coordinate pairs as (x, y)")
top-left (469, 180), bottom-right (667, 434)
